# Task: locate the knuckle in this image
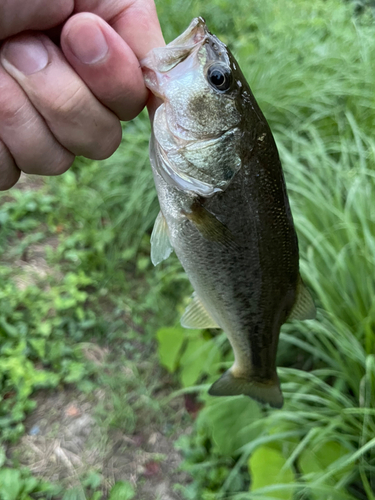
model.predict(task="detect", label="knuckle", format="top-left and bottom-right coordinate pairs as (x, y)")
top-left (0, 140), bottom-right (20, 190)
top-left (0, 173), bottom-right (19, 191)
top-left (0, 0), bottom-right (74, 39)
top-left (50, 83), bottom-right (86, 120)
top-left (88, 120), bottom-right (122, 160)
top-left (30, 146), bottom-right (75, 176)
top-left (49, 154), bottom-right (75, 176)
top-left (0, 74), bottom-right (27, 127)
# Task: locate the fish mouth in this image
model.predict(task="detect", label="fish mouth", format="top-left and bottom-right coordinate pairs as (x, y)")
top-left (141, 18), bottom-right (209, 98)
top-left (169, 17), bottom-right (208, 48)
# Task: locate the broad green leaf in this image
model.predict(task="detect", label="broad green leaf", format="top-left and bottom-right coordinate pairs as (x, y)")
top-left (249, 446), bottom-right (295, 499)
top-left (201, 396), bottom-right (263, 455)
top-left (299, 440), bottom-right (350, 484)
top-left (179, 332), bottom-right (221, 387)
top-left (0, 468), bottom-right (22, 500)
top-left (179, 335), bottom-right (209, 387)
top-left (156, 326), bottom-right (185, 373)
top-left (108, 481), bottom-right (135, 500)
top-left (21, 476), bottom-right (39, 494)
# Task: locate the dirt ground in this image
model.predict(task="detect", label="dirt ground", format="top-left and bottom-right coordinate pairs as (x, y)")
top-left (10, 386), bottom-right (191, 499)
top-left (6, 174), bottom-right (193, 500)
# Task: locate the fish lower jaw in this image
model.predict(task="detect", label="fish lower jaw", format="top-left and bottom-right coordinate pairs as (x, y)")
top-left (143, 71), bottom-right (165, 100)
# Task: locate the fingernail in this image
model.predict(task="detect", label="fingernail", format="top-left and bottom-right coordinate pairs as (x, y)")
top-left (66, 21), bottom-right (108, 64)
top-left (2, 37), bottom-right (49, 75)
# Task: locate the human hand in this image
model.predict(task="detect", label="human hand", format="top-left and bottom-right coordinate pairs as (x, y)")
top-left (0, 0), bottom-right (164, 190)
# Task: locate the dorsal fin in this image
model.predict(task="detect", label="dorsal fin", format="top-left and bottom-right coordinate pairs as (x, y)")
top-left (288, 275), bottom-right (316, 321)
top-left (181, 292), bottom-right (219, 329)
top-left (150, 211), bottom-right (173, 266)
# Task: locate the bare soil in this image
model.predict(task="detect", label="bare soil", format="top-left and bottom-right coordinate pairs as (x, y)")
top-left (6, 174), bottom-right (192, 499)
top-left (11, 385), bottom-right (191, 499)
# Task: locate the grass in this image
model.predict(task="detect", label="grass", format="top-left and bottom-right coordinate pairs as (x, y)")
top-left (1, 0), bottom-right (375, 498)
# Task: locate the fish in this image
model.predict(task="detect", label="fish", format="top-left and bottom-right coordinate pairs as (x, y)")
top-left (141, 18), bottom-right (315, 409)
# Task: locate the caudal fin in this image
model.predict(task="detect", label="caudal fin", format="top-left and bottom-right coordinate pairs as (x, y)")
top-left (208, 370), bottom-right (283, 409)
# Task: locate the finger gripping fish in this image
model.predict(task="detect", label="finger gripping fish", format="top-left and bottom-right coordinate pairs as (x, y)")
top-left (141, 18), bottom-right (315, 409)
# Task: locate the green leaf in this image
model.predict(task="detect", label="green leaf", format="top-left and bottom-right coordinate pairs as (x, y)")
top-left (28, 338), bottom-right (46, 358)
top-left (179, 335), bottom-right (208, 387)
top-left (62, 488), bottom-right (84, 500)
top-left (108, 481), bottom-right (135, 500)
top-left (21, 476), bottom-right (40, 494)
top-left (63, 361), bottom-right (86, 383)
top-left (0, 468), bottom-right (22, 500)
top-left (156, 326), bottom-right (185, 373)
top-left (82, 471), bottom-right (102, 489)
top-left (299, 440), bottom-right (350, 484)
top-left (201, 396), bottom-right (263, 455)
top-left (90, 492), bottom-right (103, 500)
top-left (249, 446), bottom-right (295, 499)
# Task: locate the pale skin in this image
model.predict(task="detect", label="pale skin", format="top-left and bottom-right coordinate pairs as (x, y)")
top-left (0, 0), bottom-right (165, 190)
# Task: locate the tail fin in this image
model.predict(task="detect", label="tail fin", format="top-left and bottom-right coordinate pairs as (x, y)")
top-left (208, 370), bottom-right (283, 409)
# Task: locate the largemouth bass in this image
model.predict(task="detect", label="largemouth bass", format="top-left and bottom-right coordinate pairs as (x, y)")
top-left (141, 18), bottom-right (315, 408)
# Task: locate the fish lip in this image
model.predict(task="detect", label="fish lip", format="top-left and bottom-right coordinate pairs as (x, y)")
top-left (140, 17), bottom-right (208, 72)
top-left (168, 17), bottom-right (208, 47)
top-left (140, 18), bottom-right (209, 97)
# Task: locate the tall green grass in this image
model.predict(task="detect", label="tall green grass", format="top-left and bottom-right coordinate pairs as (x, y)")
top-left (44, 0), bottom-right (375, 496)
top-left (151, 0), bottom-right (375, 498)
top-left (1, 0), bottom-right (373, 497)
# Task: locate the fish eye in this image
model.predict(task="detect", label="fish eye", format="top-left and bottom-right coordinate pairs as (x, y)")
top-left (207, 64), bottom-right (232, 92)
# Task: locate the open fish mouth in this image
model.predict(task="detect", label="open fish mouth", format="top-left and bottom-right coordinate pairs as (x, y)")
top-left (140, 18), bottom-right (210, 98)
top-left (168, 17), bottom-right (208, 47)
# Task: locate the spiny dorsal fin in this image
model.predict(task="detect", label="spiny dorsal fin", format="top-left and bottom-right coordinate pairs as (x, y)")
top-left (150, 211), bottom-right (173, 266)
top-left (181, 292), bottom-right (219, 329)
top-left (288, 275), bottom-right (316, 321)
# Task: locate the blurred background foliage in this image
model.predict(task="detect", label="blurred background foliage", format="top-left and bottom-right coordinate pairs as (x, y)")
top-left (0, 0), bottom-right (375, 498)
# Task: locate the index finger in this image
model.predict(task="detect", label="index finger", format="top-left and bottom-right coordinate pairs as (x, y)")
top-left (74, 0), bottom-right (165, 58)
top-left (1, 0), bottom-right (164, 58)
top-left (0, 0), bottom-right (74, 39)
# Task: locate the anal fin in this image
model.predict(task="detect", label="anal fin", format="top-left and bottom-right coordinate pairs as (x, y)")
top-left (181, 292), bottom-right (219, 329)
top-left (288, 275), bottom-right (316, 321)
top-left (150, 211), bottom-right (173, 266)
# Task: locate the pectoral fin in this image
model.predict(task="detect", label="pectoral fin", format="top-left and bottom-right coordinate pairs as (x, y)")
top-left (288, 275), bottom-right (316, 321)
top-left (150, 211), bottom-right (173, 266)
top-left (181, 292), bottom-right (219, 329)
top-left (184, 201), bottom-right (239, 251)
